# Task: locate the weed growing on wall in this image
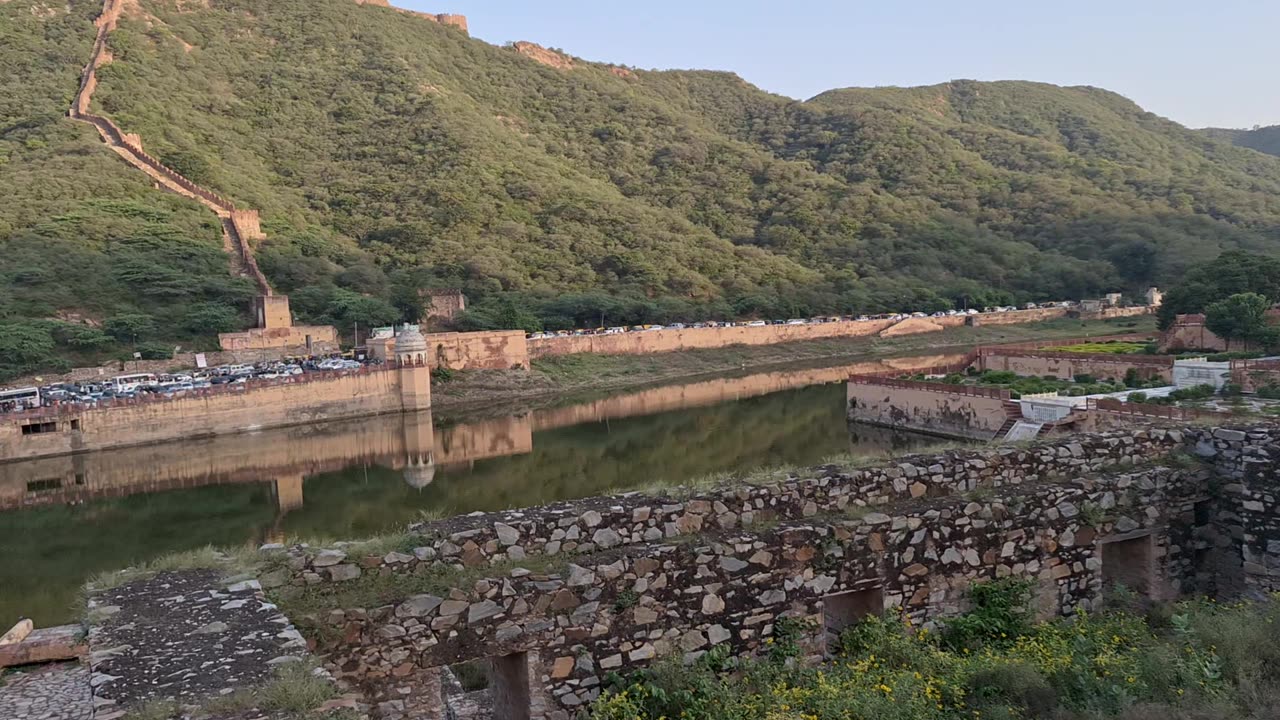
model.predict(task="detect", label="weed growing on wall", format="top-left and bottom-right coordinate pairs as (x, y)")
top-left (591, 584), bottom-right (1280, 720)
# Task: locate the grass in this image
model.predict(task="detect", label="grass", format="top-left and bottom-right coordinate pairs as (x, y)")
top-left (1041, 341), bottom-right (1150, 354)
top-left (86, 544), bottom-right (270, 593)
top-left (122, 660), bottom-right (349, 720)
top-left (271, 553), bottom-right (573, 632)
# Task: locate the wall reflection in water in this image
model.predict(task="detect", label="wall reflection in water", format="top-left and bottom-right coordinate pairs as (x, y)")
top-left (0, 353), bottom-right (962, 625)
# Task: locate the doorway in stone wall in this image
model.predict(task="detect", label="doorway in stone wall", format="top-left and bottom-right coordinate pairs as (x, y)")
top-left (442, 652), bottom-right (533, 720)
top-left (1101, 533), bottom-right (1154, 604)
top-left (822, 587), bottom-right (884, 655)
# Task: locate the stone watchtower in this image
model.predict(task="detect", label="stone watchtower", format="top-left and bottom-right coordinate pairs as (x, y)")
top-left (395, 324), bottom-right (432, 412)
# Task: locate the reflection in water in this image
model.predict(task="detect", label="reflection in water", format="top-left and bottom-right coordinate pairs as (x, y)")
top-left (0, 355), bottom-right (961, 625)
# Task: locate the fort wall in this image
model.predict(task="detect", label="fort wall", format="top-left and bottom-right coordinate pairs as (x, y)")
top-left (0, 364), bottom-right (432, 462)
top-left (268, 426), bottom-right (1278, 719)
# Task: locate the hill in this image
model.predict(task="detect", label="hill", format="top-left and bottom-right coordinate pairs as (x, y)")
top-left (1203, 125), bottom-right (1280, 158)
top-left (3, 0), bottom-right (1280, 375)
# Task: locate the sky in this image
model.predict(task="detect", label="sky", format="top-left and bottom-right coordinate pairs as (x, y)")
top-left (397, 0), bottom-right (1279, 129)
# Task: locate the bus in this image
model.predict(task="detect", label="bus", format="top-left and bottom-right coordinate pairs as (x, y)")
top-left (0, 387), bottom-right (40, 412)
top-left (110, 373), bottom-right (159, 393)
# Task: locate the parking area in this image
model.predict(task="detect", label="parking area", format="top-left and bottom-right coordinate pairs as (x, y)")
top-left (0, 355), bottom-right (373, 415)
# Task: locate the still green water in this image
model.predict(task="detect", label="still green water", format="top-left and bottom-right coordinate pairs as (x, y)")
top-left (1, 378), bottom-right (936, 625)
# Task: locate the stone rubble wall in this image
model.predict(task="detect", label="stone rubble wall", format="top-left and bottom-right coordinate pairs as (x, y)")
top-left (265, 426), bottom-right (1279, 719)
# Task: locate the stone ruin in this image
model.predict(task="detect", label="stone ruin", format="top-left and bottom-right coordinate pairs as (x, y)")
top-left (258, 425), bottom-right (1278, 718)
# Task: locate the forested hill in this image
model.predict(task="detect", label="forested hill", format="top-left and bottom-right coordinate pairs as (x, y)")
top-left (1203, 126), bottom-right (1280, 158)
top-left (3, 0), bottom-right (1280, 372)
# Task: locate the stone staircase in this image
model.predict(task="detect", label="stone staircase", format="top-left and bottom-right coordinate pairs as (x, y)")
top-left (994, 399), bottom-right (1024, 440)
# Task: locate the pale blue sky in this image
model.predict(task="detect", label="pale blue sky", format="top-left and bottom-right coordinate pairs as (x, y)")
top-left (397, 0), bottom-right (1278, 129)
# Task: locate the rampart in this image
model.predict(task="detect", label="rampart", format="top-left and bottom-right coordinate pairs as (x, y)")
top-left (69, 0), bottom-right (337, 346)
top-left (264, 426), bottom-right (1279, 719)
top-left (354, 0), bottom-right (468, 32)
top-left (0, 363), bottom-right (432, 462)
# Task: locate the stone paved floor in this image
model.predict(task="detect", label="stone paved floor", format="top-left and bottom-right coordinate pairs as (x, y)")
top-left (0, 662), bottom-right (92, 720)
top-left (88, 569), bottom-right (306, 716)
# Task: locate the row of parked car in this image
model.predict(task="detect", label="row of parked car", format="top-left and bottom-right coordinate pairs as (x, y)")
top-left (524, 302), bottom-right (1074, 340)
top-left (0, 356), bottom-right (369, 414)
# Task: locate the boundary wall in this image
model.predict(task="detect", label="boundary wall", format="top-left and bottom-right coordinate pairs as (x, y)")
top-left (977, 348), bottom-right (1173, 383)
top-left (0, 363), bottom-right (432, 462)
top-left (847, 377), bottom-right (1013, 440)
top-left (527, 307), bottom-right (1151, 359)
top-left (268, 426), bottom-right (1278, 719)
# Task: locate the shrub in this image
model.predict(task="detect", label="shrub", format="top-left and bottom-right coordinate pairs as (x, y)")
top-left (135, 342), bottom-right (173, 360)
top-left (968, 662), bottom-right (1057, 718)
top-left (942, 578), bottom-right (1034, 651)
top-left (1128, 391), bottom-right (1148, 403)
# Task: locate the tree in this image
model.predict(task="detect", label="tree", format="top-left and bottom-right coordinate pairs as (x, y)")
top-left (182, 303), bottom-right (242, 335)
top-left (104, 314), bottom-right (157, 344)
top-left (1158, 252), bottom-right (1280, 329)
top-left (1205, 293), bottom-right (1275, 350)
top-left (0, 322), bottom-right (59, 379)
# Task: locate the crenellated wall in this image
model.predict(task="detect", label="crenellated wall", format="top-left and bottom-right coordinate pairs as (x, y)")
top-left (266, 426), bottom-right (1278, 719)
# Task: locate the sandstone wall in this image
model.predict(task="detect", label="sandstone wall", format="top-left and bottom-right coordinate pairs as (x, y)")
top-left (977, 350), bottom-right (1173, 383)
top-left (526, 308), bottom-right (1091, 359)
top-left (0, 367), bottom-right (429, 461)
top-left (847, 378), bottom-right (1013, 440)
top-left (270, 426), bottom-right (1277, 719)
top-left (528, 320), bottom-right (898, 359)
top-left (217, 325), bottom-right (340, 352)
top-left (430, 330), bottom-right (529, 371)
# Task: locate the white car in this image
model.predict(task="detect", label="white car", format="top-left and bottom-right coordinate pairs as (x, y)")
top-left (747, 320), bottom-right (767, 327)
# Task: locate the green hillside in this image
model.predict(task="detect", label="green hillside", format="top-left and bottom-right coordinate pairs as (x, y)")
top-left (1204, 125), bottom-right (1280, 158)
top-left (3, 0), bottom-right (1280, 375)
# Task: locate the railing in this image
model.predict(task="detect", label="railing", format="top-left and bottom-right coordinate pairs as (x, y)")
top-left (976, 347), bottom-right (1173, 365)
top-left (848, 372), bottom-right (1011, 400)
top-left (1088, 398), bottom-right (1233, 421)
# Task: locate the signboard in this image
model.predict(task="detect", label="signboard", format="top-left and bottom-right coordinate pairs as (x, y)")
top-left (195, 353), bottom-right (208, 369)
